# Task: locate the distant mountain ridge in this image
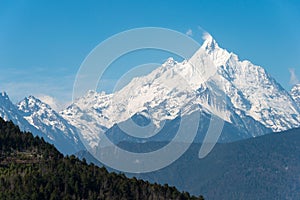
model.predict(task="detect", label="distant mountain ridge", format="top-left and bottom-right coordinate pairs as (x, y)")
top-left (77, 127), bottom-right (300, 200)
top-left (0, 92), bottom-right (84, 154)
top-left (291, 83), bottom-right (300, 108)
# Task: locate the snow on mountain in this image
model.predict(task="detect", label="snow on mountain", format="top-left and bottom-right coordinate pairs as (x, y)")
top-left (291, 84), bottom-right (300, 108)
top-left (61, 34), bottom-right (300, 148)
top-left (0, 92), bottom-right (84, 154)
top-left (199, 34), bottom-right (300, 131)
top-left (0, 92), bottom-right (35, 132)
top-left (60, 91), bottom-right (110, 148)
top-left (61, 58), bottom-right (220, 147)
top-left (17, 96), bottom-right (84, 154)
top-left (2, 34), bottom-right (299, 152)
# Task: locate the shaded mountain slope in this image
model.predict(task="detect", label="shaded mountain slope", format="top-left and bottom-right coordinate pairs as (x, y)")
top-left (78, 128), bottom-right (300, 200)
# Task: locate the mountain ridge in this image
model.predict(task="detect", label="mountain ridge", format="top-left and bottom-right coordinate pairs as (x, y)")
top-left (77, 127), bottom-right (300, 200)
top-left (0, 93), bottom-right (84, 154)
top-left (1, 34), bottom-right (300, 154)
top-left (291, 83), bottom-right (300, 107)
top-left (60, 34), bottom-right (300, 149)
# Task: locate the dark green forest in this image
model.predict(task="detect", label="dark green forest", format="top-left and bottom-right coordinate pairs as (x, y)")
top-left (0, 117), bottom-right (204, 200)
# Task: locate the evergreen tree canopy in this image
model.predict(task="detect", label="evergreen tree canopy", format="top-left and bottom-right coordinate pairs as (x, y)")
top-left (0, 118), bottom-right (204, 200)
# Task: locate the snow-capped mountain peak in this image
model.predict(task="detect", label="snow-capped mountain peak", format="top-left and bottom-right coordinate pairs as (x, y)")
top-left (0, 92), bottom-right (84, 154)
top-left (198, 34), bottom-right (231, 68)
top-left (0, 92), bottom-right (12, 107)
top-left (195, 34), bottom-right (300, 132)
top-left (60, 34), bottom-right (300, 149)
top-left (163, 57), bottom-right (177, 67)
top-left (1, 91), bottom-right (9, 98)
top-left (291, 84), bottom-right (300, 107)
top-left (201, 32), bottom-right (220, 52)
top-left (0, 91), bottom-right (25, 124)
top-left (17, 95), bottom-right (84, 154)
top-left (18, 95), bottom-right (52, 114)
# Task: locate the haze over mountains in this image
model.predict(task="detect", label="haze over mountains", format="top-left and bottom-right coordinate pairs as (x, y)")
top-left (1, 34), bottom-right (300, 155)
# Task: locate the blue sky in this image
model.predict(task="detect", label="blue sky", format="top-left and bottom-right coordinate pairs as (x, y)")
top-left (0, 0), bottom-right (300, 109)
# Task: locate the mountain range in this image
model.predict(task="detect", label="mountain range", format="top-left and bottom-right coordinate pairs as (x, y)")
top-left (1, 34), bottom-right (300, 155)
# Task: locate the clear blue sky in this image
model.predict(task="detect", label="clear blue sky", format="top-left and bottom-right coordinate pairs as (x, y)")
top-left (0, 0), bottom-right (300, 109)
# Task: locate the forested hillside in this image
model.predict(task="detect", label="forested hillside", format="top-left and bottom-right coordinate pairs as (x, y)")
top-left (0, 117), bottom-right (203, 200)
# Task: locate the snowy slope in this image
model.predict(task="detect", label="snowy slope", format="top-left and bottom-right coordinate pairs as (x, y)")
top-left (17, 96), bottom-right (85, 154)
top-left (291, 84), bottom-right (300, 108)
top-left (0, 92), bottom-right (84, 154)
top-left (60, 91), bottom-right (110, 148)
top-left (61, 34), bottom-right (300, 148)
top-left (199, 34), bottom-right (300, 131)
top-left (0, 92), bottom-right (36, 132)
